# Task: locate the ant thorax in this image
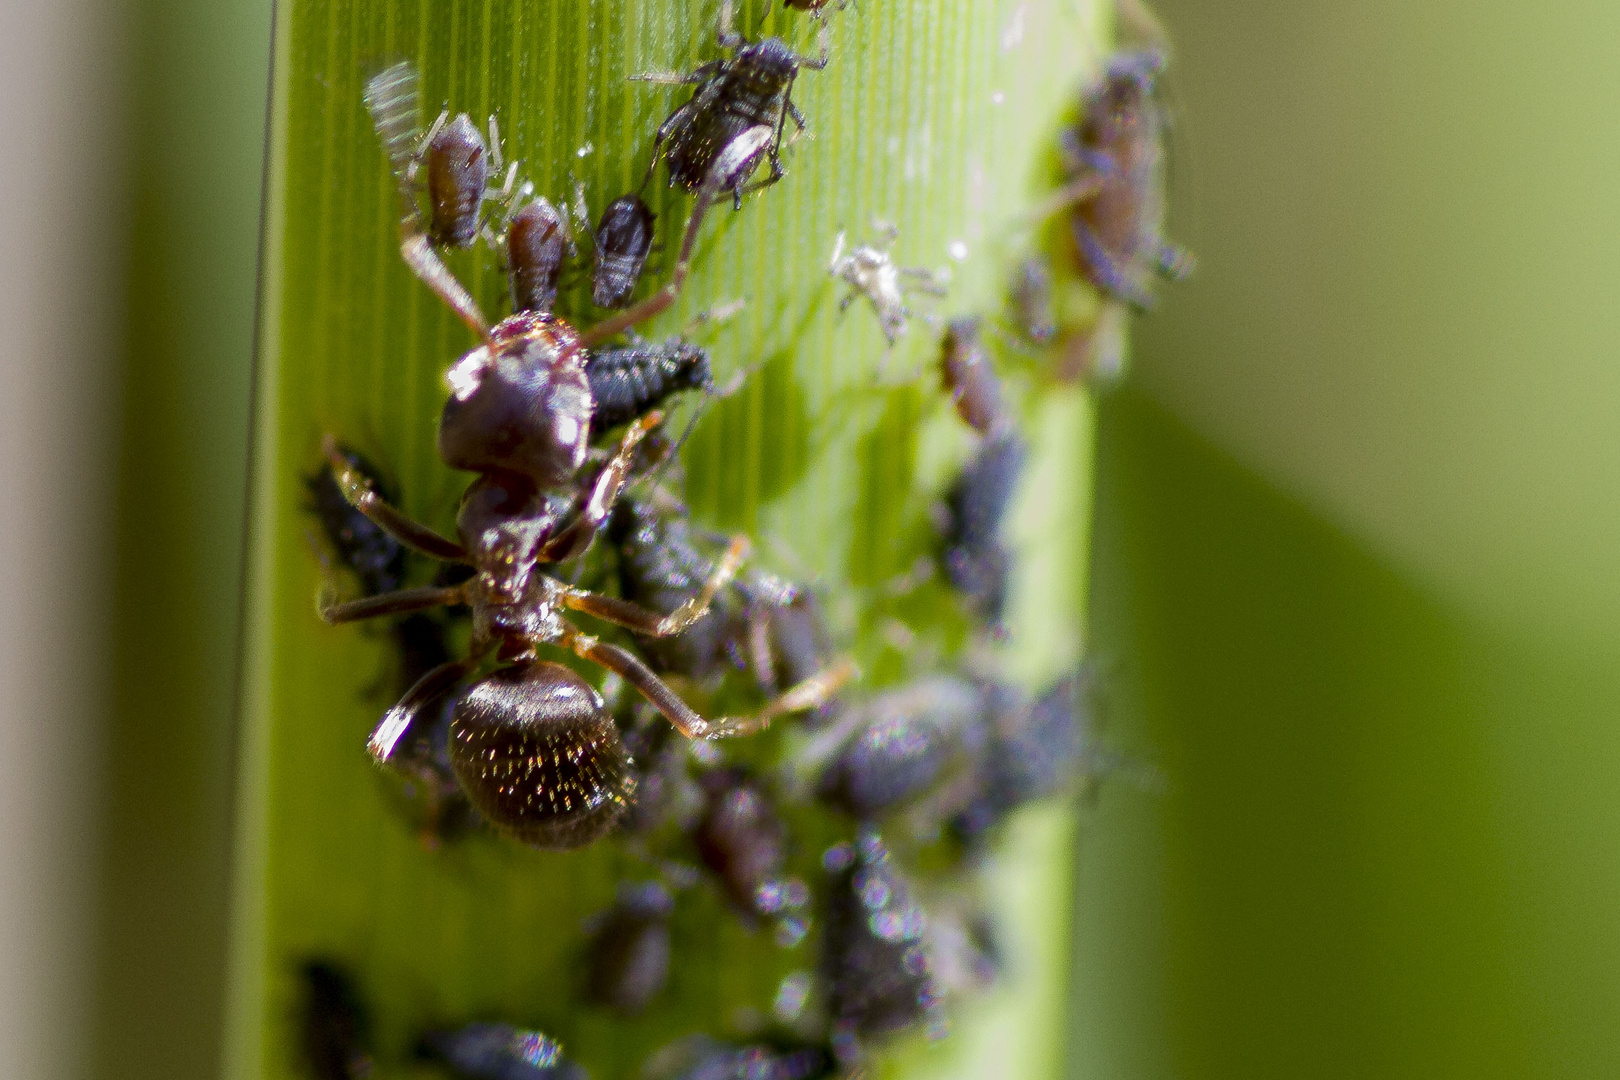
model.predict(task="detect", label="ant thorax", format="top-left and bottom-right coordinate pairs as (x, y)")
top-left (468, 570), bottom-right (573, 662)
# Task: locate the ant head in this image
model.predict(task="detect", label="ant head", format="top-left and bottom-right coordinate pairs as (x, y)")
top-left (439, 312), bottom-right (591, 488)
top-left (448, 661), bottom-right (636, 849)
top-left (426, 113), bottom-right (488, 247)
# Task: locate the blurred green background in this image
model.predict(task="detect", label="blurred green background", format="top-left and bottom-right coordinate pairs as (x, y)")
top-left (1068, 1), bottom-right (1620, 1077)
top-left (62, 0), bottom-right (1620, 1077)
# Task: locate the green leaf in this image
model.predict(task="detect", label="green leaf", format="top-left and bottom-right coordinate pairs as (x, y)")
top-left (227, 1), bottom-right (1105, 1077)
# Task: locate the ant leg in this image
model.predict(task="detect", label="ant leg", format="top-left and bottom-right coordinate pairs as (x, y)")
top-left (570, 629), bottom-right (850, 741)
top-left (537, 410), bottom-right (665, 561)
top-left (399, 228), bottom-right (491, 342)
top-left (562, 533), bottom-right (750, 638)
top-left (319, 583), bottom-right (466, 626)
top-left (321, 436), bottom-right (470, 561)
top-left (366, 657), bottom-right (478, 763)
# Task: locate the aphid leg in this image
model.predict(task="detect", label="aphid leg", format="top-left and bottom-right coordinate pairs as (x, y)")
top-left (1156, 241), bottom-right (1196, 281)
top-left (561, 534), bottom-right (750, 637)
top-left (717, 0), bottom-right (743, 49)
top-left (900, 267), bottom-right (950, 297)
top-left (786, 101), bottom-right (808, 131)
top-left (319, 583), bottom-right (467, 626)
top-left (403, 109), bottom-right (451, 189)
top-left (628, 66), bottom-right (718, 86)
top-left (1072, 219), bottom-right (1156, 309)
top-left (366, 657), bottom-right (478, 763)
top-left (1024, 174), bottom-right (1105, 225)
top-left (799, 23), bottom-right (832, 69)
top-left (537, 411), bottom-right (665, 561)
top-left (321, 435), bottom-right (470, 561)
top-left (399, 231), bottom-right (492, 341)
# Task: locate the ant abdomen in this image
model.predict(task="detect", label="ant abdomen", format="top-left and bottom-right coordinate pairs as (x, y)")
top-left (426, 113), bottom-right (488, 247)
top-left (448, 661), bottom-right (637, 850)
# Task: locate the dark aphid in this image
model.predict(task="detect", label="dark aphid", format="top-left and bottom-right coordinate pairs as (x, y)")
top-left (584, 337), bottom-right (712, 435)
top-left (829, 227), bottom-right (947, 347)
top-left (298, 960), bottom-right (373, 1080)
top-left (802, 675), bottom-right (984, 818)
top-left (305, 444), bottom-right (405, 596)
top-left (506, 198), bottom-right (569, 315)
top-left (638, 1), bottom-right (828, 208)
top-left (694, 767), bottom-right (792, 920)
top-left (585, 881), bottom-right (675, 1015)
top-left (1010, 256), bottom-right (1057, 345)
top-left (821, 832), bottom-right (943, 1060)
top-left (939, 318), bottom-right (1008, 437)
top-left (1063, 49), bottom-right (1192, 310)
top-left (953, 672), bottom-right (1093, 842)
top-left (817, 713), bottom-right (948, 819)
top-left (939, 432), bottom-right (1025, 624)
top-left (420, 1023), bottom-right (585, 1080)
top-left (609, 497), bottom-right (736, 680)
top-left (589, 194), bottom-right (657, 309)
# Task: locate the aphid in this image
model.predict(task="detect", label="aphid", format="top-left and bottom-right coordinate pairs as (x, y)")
top-left (828, 226), bottom-right (948, 346)
top-left (305, 444), bottom-right (407, 597)
top-left (821, 832), bottom-right (943, 1060)
top-left (1055, 49), bottom-right (1192, 310)
top-left (953, 671), bottom-right (1094, 842)
top-left (1009, 256), bottom-right (1057, 345)
top-left (420, 1023), bottom-right (585, 1080)
top-left (694, 766), bottom-right (803, 924)
top-left (298, 960), bottom-right (374, 1080)
top-left (637, 1), bottom-right (829, 209)
top-left (364, 63), bottom-right (522, 334)
top-left (584, 337), bottom-right (712, 435)
top-left (504, 197), bottom-right (570, 315)
top-left (307, 448), bottom-right (476, 844)
top-left (937, 432), bottom-right (1024, 625)
top-left (585, 880), bottom-right (675, 1015)
top-left (938, 318), bottom-right (1008, 437)
top-left (584, 193), bottom-right (657, 309)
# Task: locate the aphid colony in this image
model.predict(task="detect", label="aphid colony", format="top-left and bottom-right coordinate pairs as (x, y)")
top-left (301, 4), bottom-right (1184, 1078)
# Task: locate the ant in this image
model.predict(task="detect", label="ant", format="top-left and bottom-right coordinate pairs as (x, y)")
top-left (829, 225), bottom-right (948, 347)
top-left (635, 0), bottom-right (829, 209)
top-left (324, 117), bottom-right (829, 853)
